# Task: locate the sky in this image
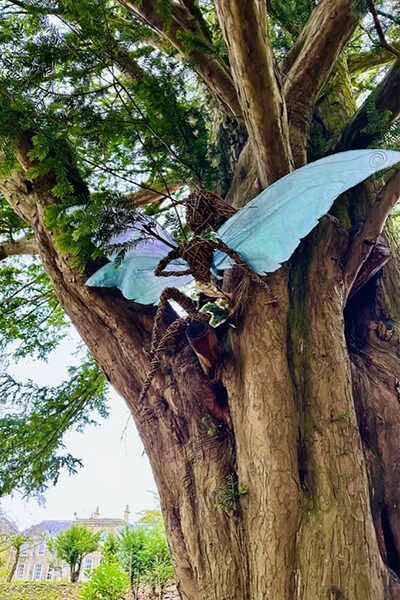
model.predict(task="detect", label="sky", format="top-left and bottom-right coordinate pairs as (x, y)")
top-left (1, 329), bottom-right (158, 531)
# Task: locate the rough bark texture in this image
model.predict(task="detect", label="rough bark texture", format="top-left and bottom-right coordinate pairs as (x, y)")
top-left (2, 153), bottom-right (399, 598)
top-left (347, 46), bottom-right (399, 77)
top-left (283, 0), bottom-right (362, 165)
top-left (117, 0), bottom-right (241, 116)
top-left (215, 0), bottom-right (292, 185)
top-left (335, 59), bottom-right (400, 151)
top-left (0, 235), bottom-right (38, 261)
top-left (1, 3), bottom-right (400, 599)
top-left (288, 218), bottom-right (391, 599)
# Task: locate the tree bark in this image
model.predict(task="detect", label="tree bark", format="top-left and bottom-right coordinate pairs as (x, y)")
top-left (0, 236), bottom-right (38, 261)
top-left (7, 547), bottom-right (20, 582)
top-left (335, 59), bottom-right (400, 151)
top-left (117, 0), bottom-right (241, 116)
top-left (214, 0), bottom-right (292, 186)
top-left (1, 154), bottom-right (398, 597)
top-left (1, 4), bottom-right (400, 595)
top-left (283, 0), bottom-right (362, 165)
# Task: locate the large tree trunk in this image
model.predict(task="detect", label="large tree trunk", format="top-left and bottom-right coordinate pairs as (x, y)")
top-left (1, 1), bottom-right (399, 585)
top-left (2, 162), bottom-right (399, 599)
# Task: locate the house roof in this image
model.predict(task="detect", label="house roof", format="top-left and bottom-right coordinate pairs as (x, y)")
top-left (24, 520), bottom-right (72, 536)
top-left (24, 517), bottom-right (129, 537)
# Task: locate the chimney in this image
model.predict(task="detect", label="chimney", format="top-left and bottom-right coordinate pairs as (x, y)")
top-left (124, 505), bottom-right (130, 523)
top-left (93, 507), bottom-right (100, 519)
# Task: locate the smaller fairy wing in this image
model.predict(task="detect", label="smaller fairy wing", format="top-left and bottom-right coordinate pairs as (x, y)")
top-left (86, 228), bottom-right (193, 305)
top-left (213, 149), bottom-right (400, 274)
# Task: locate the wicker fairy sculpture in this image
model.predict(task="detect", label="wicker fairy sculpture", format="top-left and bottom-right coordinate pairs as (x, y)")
top-left (87, 149), bottom-right (400, 400)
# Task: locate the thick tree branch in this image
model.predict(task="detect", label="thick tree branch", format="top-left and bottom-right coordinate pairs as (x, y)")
top-left (283, 0), bottom-right (362, 165)
top-left (0, 137), bottom-right (229, 597)
top-left (0, 235), bottom-right (38, 261)
top-left (178, 0), bottom-right (213, 42)
top-left (122, 183), bottom-right (182, 207)
top-left (335, 59), bottom-right (400, 151)
top-left (343, 170), bottom-right (400, 304)
top-left (116, 0), bottom-right (241, 116)
top-left (214, 0), bottom-right (292, 186)
top-left (348, 46), bottom-right (399, 77)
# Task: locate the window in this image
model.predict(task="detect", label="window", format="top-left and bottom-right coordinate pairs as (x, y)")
top-left (83, 557), bottom-right (93, 570)
top-left (37, 541), bottom-right (46, 555)
top-left (33, 564), bottom-right (42, 580)
top-left (20, 543), bottom-right (28, 556)
top-left (46, 566), bottom-right (54, 581)
top-left (82, 557), bottom-right (93, 581)
top-left (16, 563), bottom-right (24, 579)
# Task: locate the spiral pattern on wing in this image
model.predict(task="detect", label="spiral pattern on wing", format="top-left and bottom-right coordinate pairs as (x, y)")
top-left (369, 151), bottom-right (387, 168)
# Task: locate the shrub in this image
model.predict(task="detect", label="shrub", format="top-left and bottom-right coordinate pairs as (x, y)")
top-left (79, 559), bottom-right (129, 600)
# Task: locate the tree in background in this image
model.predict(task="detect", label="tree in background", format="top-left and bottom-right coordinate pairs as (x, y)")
top-left (49, 524), bottom-right (100, 583)
top-left (0, 1), bottom-right (399, 598)
top-left (3, 534), bottom-right (28, 582)
top-left (0, 508), bottom-right (18, 581)
top-left (81, 523), bottom-right (172, 600)
top-left (118, 516), bottom-right (173, 599)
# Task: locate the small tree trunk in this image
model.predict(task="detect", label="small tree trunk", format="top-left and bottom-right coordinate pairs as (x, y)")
top-left (71, 569), bottom-right (79, 583)
top-left (7, 547), bottom-right (20, 582)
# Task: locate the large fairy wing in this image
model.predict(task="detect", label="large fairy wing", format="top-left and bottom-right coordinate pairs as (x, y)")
top-left (86, 227), bottom-right (193, 305)
top-left (213, 150), bottom-right (400, 274)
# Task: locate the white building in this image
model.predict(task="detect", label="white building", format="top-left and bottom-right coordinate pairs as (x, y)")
top-left (13, 506), bottom-right (130, 582)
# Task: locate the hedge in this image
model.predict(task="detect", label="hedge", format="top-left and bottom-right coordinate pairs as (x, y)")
top-left (0, 581), bottom-right (83, 600)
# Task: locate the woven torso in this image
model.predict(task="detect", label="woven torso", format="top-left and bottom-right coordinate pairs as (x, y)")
top-left (180, 237), bottom-right (215, 284)
top-left (185, 188), bottom-right (237, 235)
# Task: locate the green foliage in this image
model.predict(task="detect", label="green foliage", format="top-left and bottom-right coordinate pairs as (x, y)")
top-left (101, 533), bottom-right (118, 561)
top-left (49, 524), bottom-right (101, 583)
top-left (156, 0), bottom-right (172, 30)
top-left (201, 415), bottom-right (218, 436)
top-left (79, 558), bottom-right (129, 600)
top-left (0, 357), bottom-right (108, 496)
top-left (0, 259), bottom-right (68, 360)
top-left (0, 581), bottom-right (83, 600)
top-left (267, 0), bottom-right (313, 52)
top-left (176, 30), bottom-right (213, 55)
top-left (363, 100), bottom-right (392, 142)
top-left (143, 556), bottom-right (173, 596)
top-left (137, 509), bottom-right (164, 526)
top-left (7, 534), bottom-right (28, 553)
top-left (0, 533), bottom-right (29, 583)
top-left (117, 518), bottom-right (173, 593)
top-left (214, 473), bottom-right (247, 514)
top-left (0, 0), bottom-right (398, 507)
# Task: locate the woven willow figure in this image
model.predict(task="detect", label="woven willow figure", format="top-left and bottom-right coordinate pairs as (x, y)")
top-left (87, 150), bottom-right (400, 400)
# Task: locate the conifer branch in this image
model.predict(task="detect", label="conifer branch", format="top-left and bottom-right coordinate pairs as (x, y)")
top-left (335, 59), bottom-right (400, 151)
top-left (347, 46), bottom-right (399, 76)
top-left (116, 0), bottom-right (241, 116)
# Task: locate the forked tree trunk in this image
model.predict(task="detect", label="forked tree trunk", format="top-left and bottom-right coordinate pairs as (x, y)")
top-left (2, 166), bottom-right (399, 599)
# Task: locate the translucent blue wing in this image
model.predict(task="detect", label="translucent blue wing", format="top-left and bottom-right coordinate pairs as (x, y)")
top-left (213, 149), bottom-right (400, 274)
top-left (86, 227), bottom-right (193, 305)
